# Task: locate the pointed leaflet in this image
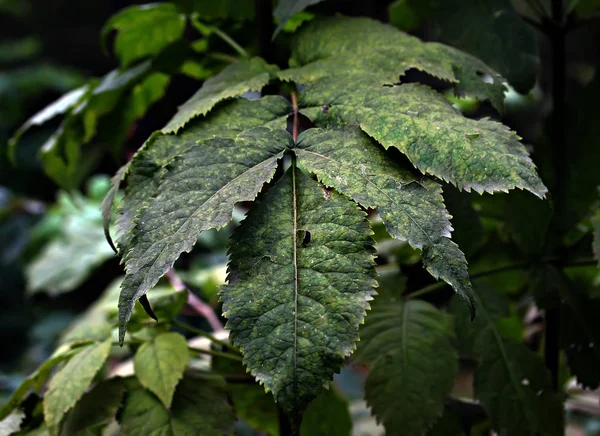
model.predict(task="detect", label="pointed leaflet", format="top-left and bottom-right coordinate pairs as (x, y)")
top-left (451, 284), bottom-right (564, 436)
top-left (119, 127), bottom-right (292, 344)
top-left (222, 168), bottom-right (376, 416)
top-left (107, 95), bottom-right (292, 252)
top-left (295, 127), bottom-right (474, 313)
top-left (280, 16), bottom-right (506, 112)
top-left (102, 3), bottom-right (186, 67)
top-left (300, 78), bottom-right (547, 197)
top-left (119, 374), bottom-right (235, 436)
top-left (134, 332), bottom-right (190, 408)
top-left (44, 339), bottom-right (112, 429)
top-left (356, 299), bottom-right (457, 436)
top-left (273, 0), bottom-right (325, 37)
top-left (163, 57), bottom-right (279, 133)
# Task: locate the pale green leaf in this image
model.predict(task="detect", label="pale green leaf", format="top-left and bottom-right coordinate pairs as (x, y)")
top-left (60, 378), bottom-right (125, 435)
top-left (0, 409), bottom-right (25, 435)
top-left (295, 127), bottom-right (474, 312)
top-left (222, 167), bottom-right (376, 418)
top-left (134, 332), bottom-right (190, 408)
top-left (273, 0), bottom-right (325, 37)
top-left (460, 285), bottom-right (565, 436)
top-left (280, 16), bottom-right (506, 112)
top-left (119, 374), bottom-right (235, 436)
top-left (300, 77), bottom-right (547, 197)
top-left (411, 0), bottom-right (537, 92)
top-left (357, 299), bottom-right (457, 436)
top-left (118, 127), bottom-right (291, 343)
top-left (102, 3), bottom-right (186, 67)
top-left (300, 386), bottom-right (352, 436)
top-left (44, 340), bottom-right (112, 428)
top-left (163, 58), bottom-right (279, 133)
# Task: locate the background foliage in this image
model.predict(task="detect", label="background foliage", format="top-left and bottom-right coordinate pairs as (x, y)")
top-left (1, 0), bottom-right (600, 435)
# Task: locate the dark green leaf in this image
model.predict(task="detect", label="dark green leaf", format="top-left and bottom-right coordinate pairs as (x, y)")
top-left (163, 58), bottom-right (279, 133)
top-left (280, 16), bottom-right (506, 112)
top-left (300, 77), bottom-right (547, 198)
top-left (102, 3), bottom-right (186, 67)
top-left (300, 386), bottom-right (352, 436)
top-left (411, 0), bottom-right (537, 92)
top-left (357, 299), bottom-right (457, 436)
top-left (505, 190), bottom-right (553, 258)
top-left (60, 378), bottom-right (125, 435)
top-left (119, 127), bottom-right (291, 344)
top-left (133, 332), bottom-right (190, 408)
top-left (273, 0), bottom-right (325, 38)
top-left (44, 340), bottom-right (112, 429)
top-left (119, 373), bottom-right (235, 435)
top-left (222, 167), bottom-right (376, 418)
top-left (295, 127), bottom-right (474, 313)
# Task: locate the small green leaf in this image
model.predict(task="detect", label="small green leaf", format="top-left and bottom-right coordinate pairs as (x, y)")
top-left (357, 299), bottom-right (457, 436)
top-left (60, 378), bottom-right (125, 435)
top-left (273, 0), bottom-right (325, 38)
top-left (162, 58), bottom-right (279, 133)
top-left (462, 284), bottom-right (564, 436)
top-left (300, 77), bottom-right (547, 198)
top-left (222, 167), bottom-right (376, 418)
top-left (281, 16), bottom-right (506, 112)
top-left (134, 332), bottom-right (190, 408)
top-left (300, 386), bottom-right (352, 436)
top-left (102, 3), bottom-right (186, 67)
top-left (119, 374), bottom-right (235, 436)
top-left (44, 340), bottom-right (112, 429)
top-left (118, 127), bottom-right (291, 344)
top-left (295, 127), bottom-right (474, 313)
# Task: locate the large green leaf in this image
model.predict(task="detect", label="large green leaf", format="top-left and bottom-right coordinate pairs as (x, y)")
top-left (280, 16), bottom-right (506, 112)
top-left (60, 378), bottom-right (125, 435)
top-left (456, 285), bottom-right (564, 436)
top-left (300, 77), bottom-right (547, 197)
top-left (410, 0), bottom-right (537, 93)
top-left (119, 374), bottom-right (235, 436)
top-left (162, 58), bottom-right (279, 133)
top-left (118, 127), bottom-right (291, 343)
top-left (134, 332), bottom-right (190, 408)
top-left (44, 340), bottom-right (112, 429)
top-left (102, 3), bottom-right (186, 67)
top-left (356, 299), bottom-right (457, 436)
top-left (273, 0), bottom-right (325, 37)
top-left (221, 167), bottom-right (376, 419)
top-left (108, 95), bottom-right (292, 252)
top-left (295, 127), bottom-right (473, 312)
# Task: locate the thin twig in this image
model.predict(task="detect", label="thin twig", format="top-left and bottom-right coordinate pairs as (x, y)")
top-left (166, 269), bottom-right (223, 331)
top-left (189, 346), bottom-right (243, 362)
top-left (173, 320), bottom-right (234, 350)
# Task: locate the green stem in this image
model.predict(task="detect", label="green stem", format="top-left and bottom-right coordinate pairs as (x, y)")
top-left (406, 258), bottom-right (596, 300)
top-left (210, 26), bottom-right (249, 59)
top-left (173, 320), bottom-right (235, 351)
top-left (189, 347), bottom-right (243, 362)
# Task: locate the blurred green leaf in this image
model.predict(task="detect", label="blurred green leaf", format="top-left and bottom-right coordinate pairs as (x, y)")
top-left (593, 207), bottom-right (600, 266)
top-left (300, 386), bottom-right (352, 436)
top-left (43, 340), bottom-right (112, 429)
top-left (444, 186), bottom-right (484, 259)
top-left (60, 378), bottom-right (125, 436)
top-left (388, 0), bottom-right (421, 32)
top-left (410, 0), bottom-right (537, 93)
top-left (357, 299), bottom-right (457, 435)
top-left (505, 190), bottom-right (553, 259)
top-left (102, 3), bottom-right (186, 67)
top-left (0, 37), bottom-right (40, 63)
top-left (273, 0), bottom-right (325, 38)
top-left (133, 332), bottom-right (190, 408)
top-left (119, 373), bottom-right (235, 435)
